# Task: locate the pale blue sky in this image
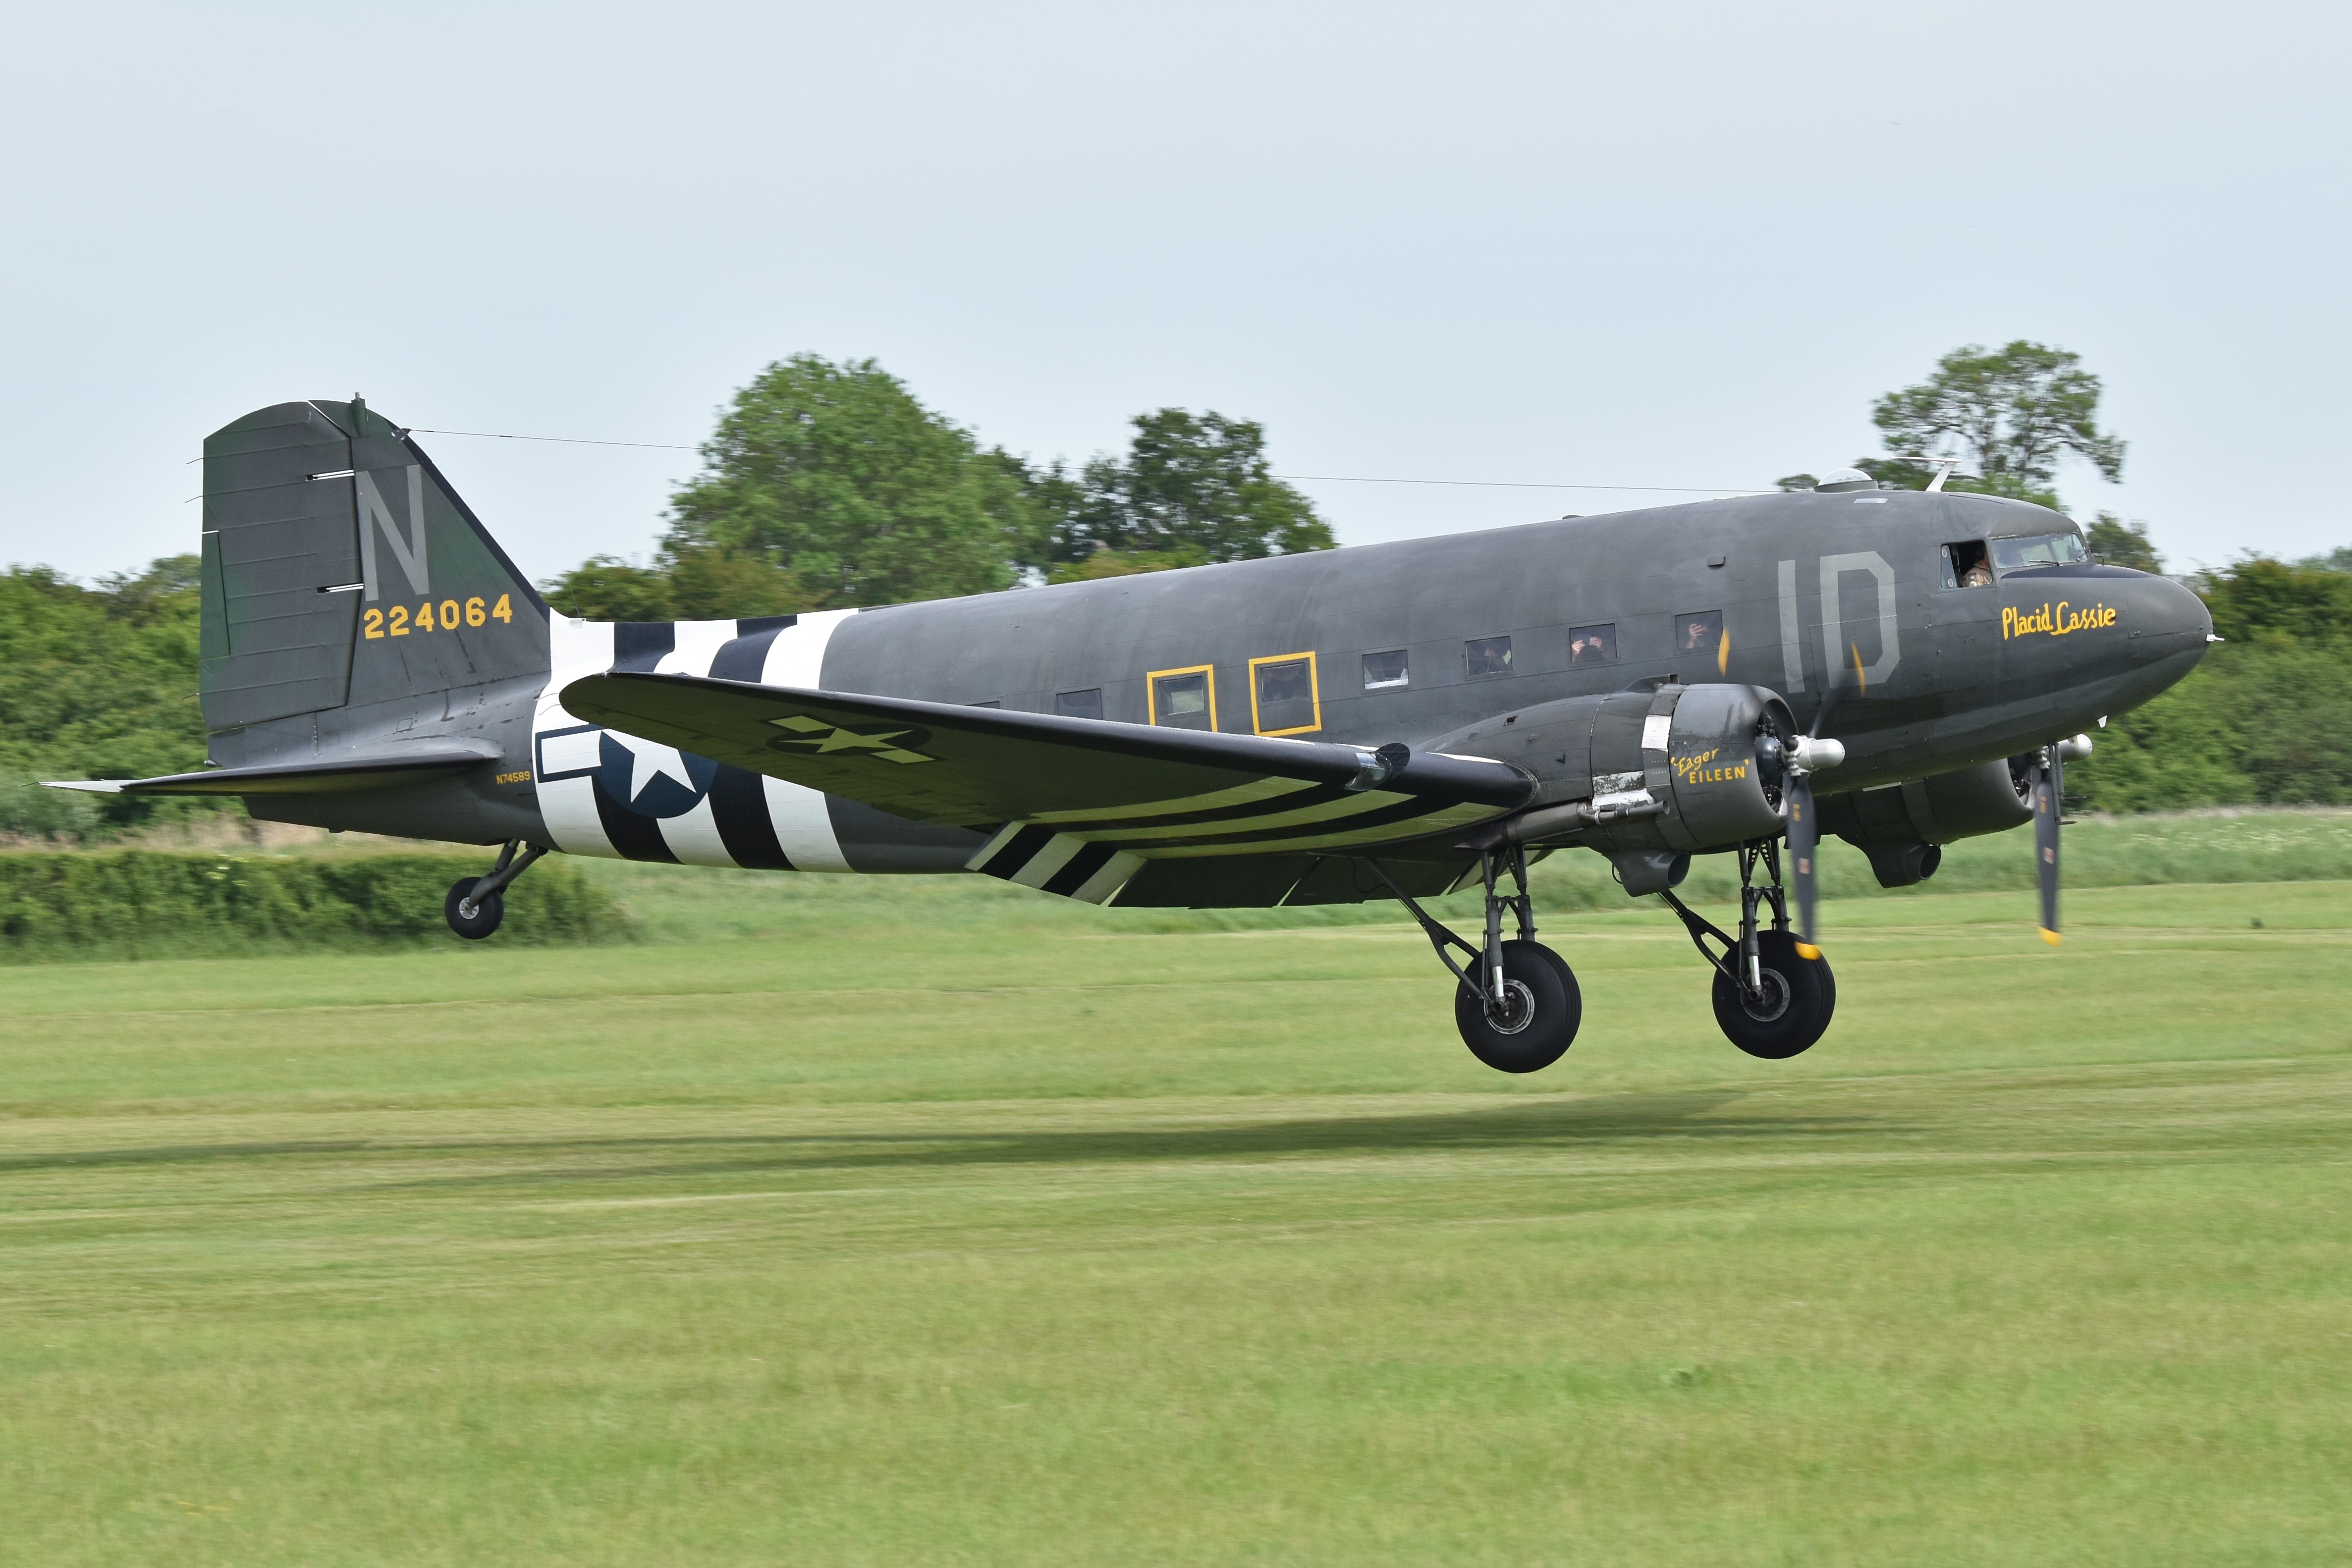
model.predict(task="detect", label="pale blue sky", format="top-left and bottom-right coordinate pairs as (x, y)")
top-left (2, 0), bottom-right (2344, 583)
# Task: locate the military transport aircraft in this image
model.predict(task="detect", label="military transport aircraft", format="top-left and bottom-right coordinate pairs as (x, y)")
top-left (53, 399), bottom-right (2215, 1071)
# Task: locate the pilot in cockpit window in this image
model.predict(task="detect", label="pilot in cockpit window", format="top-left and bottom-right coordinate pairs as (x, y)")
top-left (1943, 541), bottom-right (1993, 589)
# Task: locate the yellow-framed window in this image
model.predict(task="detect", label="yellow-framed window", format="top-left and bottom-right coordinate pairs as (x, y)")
top-left (1247, 651), bottom-right (1321, 736)
top-left (1147, 664), bottom-right (1218, 731)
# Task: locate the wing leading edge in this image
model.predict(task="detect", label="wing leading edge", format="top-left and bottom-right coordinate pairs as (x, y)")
top-left (559, 672), bottom-right (1533, 902)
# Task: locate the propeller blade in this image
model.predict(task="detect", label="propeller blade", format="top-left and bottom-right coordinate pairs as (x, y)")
top-left (1788, 771), bottom-right (1819, 958)
top-left (2033, 745), bottom-right (2062, 944)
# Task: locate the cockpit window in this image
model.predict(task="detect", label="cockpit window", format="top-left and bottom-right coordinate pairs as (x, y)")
top-left (1990, 532), bottom-right (2088, 572)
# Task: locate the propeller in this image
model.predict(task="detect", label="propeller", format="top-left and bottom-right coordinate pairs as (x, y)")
top-left (1781, 647), bottom-right (1860, 958)
top-left (2027, 734), bottom-right (2091, 945)
top-left (2030, 744), bottom-right (2061, 943)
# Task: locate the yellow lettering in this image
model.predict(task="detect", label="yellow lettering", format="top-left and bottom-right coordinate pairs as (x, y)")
top-left (466, 596), bottom-right (486, 627)
top-left (388, 604), bottom-right (409, 636)
top-left (492, 593), bottom-right (512, 623)
top-left (416, 600), bottom-right (436, 632)
top-left (439, 598), bottom-right (459, 632)
top-left (363, 607), bottom-right (383, 640)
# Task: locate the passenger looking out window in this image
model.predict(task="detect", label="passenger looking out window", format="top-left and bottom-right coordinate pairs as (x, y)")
top-left (1568, 623), bottom-right (1616, 666)
top-left (1465, 636), bottom-right (1513, 678)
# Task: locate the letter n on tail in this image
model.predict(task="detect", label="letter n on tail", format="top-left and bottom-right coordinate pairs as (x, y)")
top-left (357, 467), bottom-right (429, 601)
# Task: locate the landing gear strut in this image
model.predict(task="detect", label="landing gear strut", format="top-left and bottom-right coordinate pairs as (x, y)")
top-left (443, 840), bottom-right (547, 941)
top-left (1658, 840), bottom-right (1836, 1058)
top-left (1372, 849), bottom-right (1582, 1073)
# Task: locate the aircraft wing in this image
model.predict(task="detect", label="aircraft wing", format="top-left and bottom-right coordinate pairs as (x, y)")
top-left (561, 672), bottom-right (1533, 899)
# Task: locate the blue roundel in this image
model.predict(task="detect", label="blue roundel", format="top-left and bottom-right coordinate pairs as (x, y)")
top-left (594, 733), bottom-right (719, 818)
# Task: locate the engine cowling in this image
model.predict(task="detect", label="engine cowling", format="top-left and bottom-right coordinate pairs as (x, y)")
top-left (1428, 682), bottom-right (1796, 893)
top-left (1815, 757), bottom-right (2037, 887)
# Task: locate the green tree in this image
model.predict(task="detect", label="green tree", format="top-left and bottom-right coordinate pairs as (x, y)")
top-left (2086, 513), bottom-right (2164, 572)
top-left (1859, 341), bottom-right (2126, 507)
top-left (662, 355), bottom-right (1038, 608)
top-left (1046, 409), bottom-right (1334, 566)
top-left (0, 558), bottom-right (218, 835)
top-left (2198, 555), bottom-right (2352, 645)
top-left (540, 556), bottom-right (677, 622)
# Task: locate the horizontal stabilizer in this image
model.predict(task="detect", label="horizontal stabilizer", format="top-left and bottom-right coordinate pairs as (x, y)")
top-left (560, 673), bottom-right (1533, 868)
top-left (45, 745), bottom-right (499, 797)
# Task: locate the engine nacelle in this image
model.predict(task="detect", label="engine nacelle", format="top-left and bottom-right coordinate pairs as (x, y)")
top-left (1429, 682), bottom-right (1796, 890)
top-left (1816, 757), bottom-right (2037, 887)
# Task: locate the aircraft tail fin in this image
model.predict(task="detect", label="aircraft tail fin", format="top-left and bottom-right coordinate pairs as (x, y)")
top-left (198, 399), bottom-right (548, 736)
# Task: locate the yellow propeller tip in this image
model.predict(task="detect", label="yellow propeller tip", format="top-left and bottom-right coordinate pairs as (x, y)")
top-left (2038, 928), bottom-right (2063, 946)
top-left (1794, 942), bottom-right (1821, 960)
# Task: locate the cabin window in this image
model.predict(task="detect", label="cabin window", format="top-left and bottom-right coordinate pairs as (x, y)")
top-left (970, 700), bottom-right (1002, 708)
top-left (1148, 666), bottom-right (1217, 731)
top-left (1943, 541), bottom-right (1992, 589)
top-left (1250, 652), bottom-right (1320, 735)
top-left (1464, 636), bottom-right (1513, 678)
top-left (1568, 623), bottom-right (1616, 666)
top-left (1990, 531), bottom-right (2088, 572)
top-left (1362, 649), bottom-right (1410, 689)
top-left (1676, 609), bottom-right (1724, 664)
top-left (1055, 688), bottom-right (1102, 721)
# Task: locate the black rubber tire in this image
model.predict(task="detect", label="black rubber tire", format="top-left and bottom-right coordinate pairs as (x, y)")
top-left (1711, 929), bottom-right (1832, 1059)
top-left (443, 877), bottom-right (505, 940)
top-left (1455, 939), bottom-right (1582, 1074)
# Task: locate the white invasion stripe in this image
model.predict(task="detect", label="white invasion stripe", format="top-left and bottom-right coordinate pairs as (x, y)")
top-left (765, 775), bottom-right (850, 871)
top-left (656, 619), bottom-right (742, 678)
top-left (763, 607), bottom-right (859, 687)
top-left (534, 618), bottom-right (619, 858)
top-left (753, 610), bottom-right (859, 872)
top-left (966, 821), bottom-right (1027, 872)
top-left (1028, 774), bottom-right (1313, 824)
top-left (657, 793), bottom-right (739, 868)
top-left (1072, 851), bottom-right (1147, 905)
top-left (1008, 834), bottom-right (1086, 890)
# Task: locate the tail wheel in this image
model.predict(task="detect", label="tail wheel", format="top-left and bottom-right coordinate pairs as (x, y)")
top-left (443, 878), bottom-right (505, 940)
top-left (1711, 929), bottom-right (1833, 1059)
top-left (1455, 939), bottom-right (1582, 1074)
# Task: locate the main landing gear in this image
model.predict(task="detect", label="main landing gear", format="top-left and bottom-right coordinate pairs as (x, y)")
top-left (443, 840), bottom-right (547, 941)
top-left (1373, 849), bottom-right (1583, 1073)
top-left (1380, 840), bottom-right (1831, 1073)
top-left (1659, 840), bottom-right (1836, 1058)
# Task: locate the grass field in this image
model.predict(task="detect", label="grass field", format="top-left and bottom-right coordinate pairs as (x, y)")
top-left (4, 833), bottom-right (2350, 1564)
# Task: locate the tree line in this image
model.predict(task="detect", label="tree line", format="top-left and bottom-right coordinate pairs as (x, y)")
top-left (540, 354), bottom-right (1335, 621)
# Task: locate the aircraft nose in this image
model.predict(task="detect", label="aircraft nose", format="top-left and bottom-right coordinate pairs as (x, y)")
top-left (2139, 570), bottom-right (2214, 648)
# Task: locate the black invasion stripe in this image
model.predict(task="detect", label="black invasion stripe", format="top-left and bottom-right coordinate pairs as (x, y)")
top-left (708, 763), bottom-right (792, 869)
top-left (1039, 780), bottom-right (1353, 835)
top-left (710, 625), bottom-right (785, 682)
top-left (979, 823), bottom-right (1057, 879)
top-left (594, 786), bottom-right (680, 863)
top-left (1096, 793), bottom-right (1481, 853)
top-left (735, 613), bottom-right (800, 637)
top-left (612, 622), bottom-right (676, 672)
top-left (1041, 841), bottom-right (1120, 898)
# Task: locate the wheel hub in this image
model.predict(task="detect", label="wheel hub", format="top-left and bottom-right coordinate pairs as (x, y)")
top-left (1483, 977), bottom-right (1537, 1034)
top-left (1738, 968), bottom-right (1792, 1023)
